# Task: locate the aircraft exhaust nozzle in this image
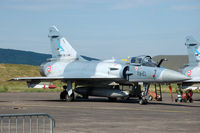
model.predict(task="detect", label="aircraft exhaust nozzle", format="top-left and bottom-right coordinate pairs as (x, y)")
top-left (159, 69), bottom-right (191, 82)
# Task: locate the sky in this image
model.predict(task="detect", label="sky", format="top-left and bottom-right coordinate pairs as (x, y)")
top-left (0, 0), bottom-right (200, 59)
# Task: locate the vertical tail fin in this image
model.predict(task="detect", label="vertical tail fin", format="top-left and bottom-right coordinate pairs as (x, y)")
top-left (48, 26), bottom-right (78, 60)
top-left (185, 36), bottom-right (200, 66)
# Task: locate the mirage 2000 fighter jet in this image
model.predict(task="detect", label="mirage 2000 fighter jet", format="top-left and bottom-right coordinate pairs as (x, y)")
top-left (10, 26), bottom-right (190, 104)
top-left (179, 36), bottom-right (200, 90)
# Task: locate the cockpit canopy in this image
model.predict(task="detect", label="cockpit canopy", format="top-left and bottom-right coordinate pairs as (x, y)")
top-left (130, 55), bottom-right (157, 67)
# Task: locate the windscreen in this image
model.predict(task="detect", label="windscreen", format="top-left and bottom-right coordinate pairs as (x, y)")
top-left (131, 55), bottom-right (157, 67)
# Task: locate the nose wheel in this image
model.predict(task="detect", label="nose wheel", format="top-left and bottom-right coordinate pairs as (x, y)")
top-left (139, 99), bottom-right (148, 105)
top-left (139, 83), bottom-right (150, 105)
top-left (60, 90), bottom-right (67, 100)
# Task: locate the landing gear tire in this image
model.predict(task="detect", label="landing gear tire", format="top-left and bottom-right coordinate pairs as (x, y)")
top-left (65, 93), bottom-right (74, 102)
top-left (189, 98), bottom-right (193, 103)
top-left (148, 96), bottom-right (153, 101)
top-left (60, 91), bottom-right (67, 100)
top-left (175, 99), bottom-right (178, 102)
top-left (183, 98), bottom-right (187, 103)
top-left (139, 99), bottom-right (148, 105)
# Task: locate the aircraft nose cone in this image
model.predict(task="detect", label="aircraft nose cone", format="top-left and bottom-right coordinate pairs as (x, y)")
top-left (159, 69), bottom-right (191, 82)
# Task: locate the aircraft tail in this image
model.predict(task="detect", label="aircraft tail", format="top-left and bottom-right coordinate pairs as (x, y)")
top-left (185, 36), bottom-right (200, 66)
top-left (48, 26), bottom-right (78, 60)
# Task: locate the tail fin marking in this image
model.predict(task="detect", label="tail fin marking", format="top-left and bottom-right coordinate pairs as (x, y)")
top-left (185, 36), bottom-right (200, 66)
top-left (48, 26), bottom-right (78, 60)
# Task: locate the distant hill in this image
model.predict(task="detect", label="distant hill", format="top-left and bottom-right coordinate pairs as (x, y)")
top-left (0, 48), bottom-right (99, 66)
top-left (0, 48), bottom-right (51, 66)
top-left (153, 55), bottom-right (188, 71)
top-left (0, 48), bottom-right (188, 71)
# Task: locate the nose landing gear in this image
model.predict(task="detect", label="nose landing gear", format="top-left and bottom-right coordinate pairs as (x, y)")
top-left (139, 96), bottom-right (148, 105)
top-left (139, 83), bottom-right (150, 105)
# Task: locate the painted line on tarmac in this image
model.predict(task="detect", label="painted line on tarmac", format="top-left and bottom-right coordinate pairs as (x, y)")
top-left (0, 103), bottom-right (191, 114)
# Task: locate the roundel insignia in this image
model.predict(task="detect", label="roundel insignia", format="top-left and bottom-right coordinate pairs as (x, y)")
top-left (47, 65), bottom-right (51, 72)
top-left (186, 70), bottom-right (191, 76)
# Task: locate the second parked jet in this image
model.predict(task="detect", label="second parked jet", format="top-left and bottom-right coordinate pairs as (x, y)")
top-left (180, 36), bottom-right (200, 90)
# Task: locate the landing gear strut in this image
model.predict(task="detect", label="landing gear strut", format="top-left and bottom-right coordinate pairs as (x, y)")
top-left (139, 83), bottom-right (150, 105)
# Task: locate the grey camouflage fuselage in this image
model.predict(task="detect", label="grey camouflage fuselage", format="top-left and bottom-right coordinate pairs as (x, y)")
top-left (11, 26), bottom-right (190, 101)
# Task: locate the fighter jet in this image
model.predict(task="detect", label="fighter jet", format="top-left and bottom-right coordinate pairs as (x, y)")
top-left (179, 36), bottom-right (200, 90)
top-left (10, 26), bottom-right (189, 104)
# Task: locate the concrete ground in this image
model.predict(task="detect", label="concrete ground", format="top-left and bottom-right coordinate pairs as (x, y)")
top-left (0, 92), bottom-right (200, 133)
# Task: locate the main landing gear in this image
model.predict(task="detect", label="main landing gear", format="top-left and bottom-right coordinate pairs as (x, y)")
top-left (60, 88), bottom-right (75, 102)
top-left (60, 81), bottom-right (75, 102)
